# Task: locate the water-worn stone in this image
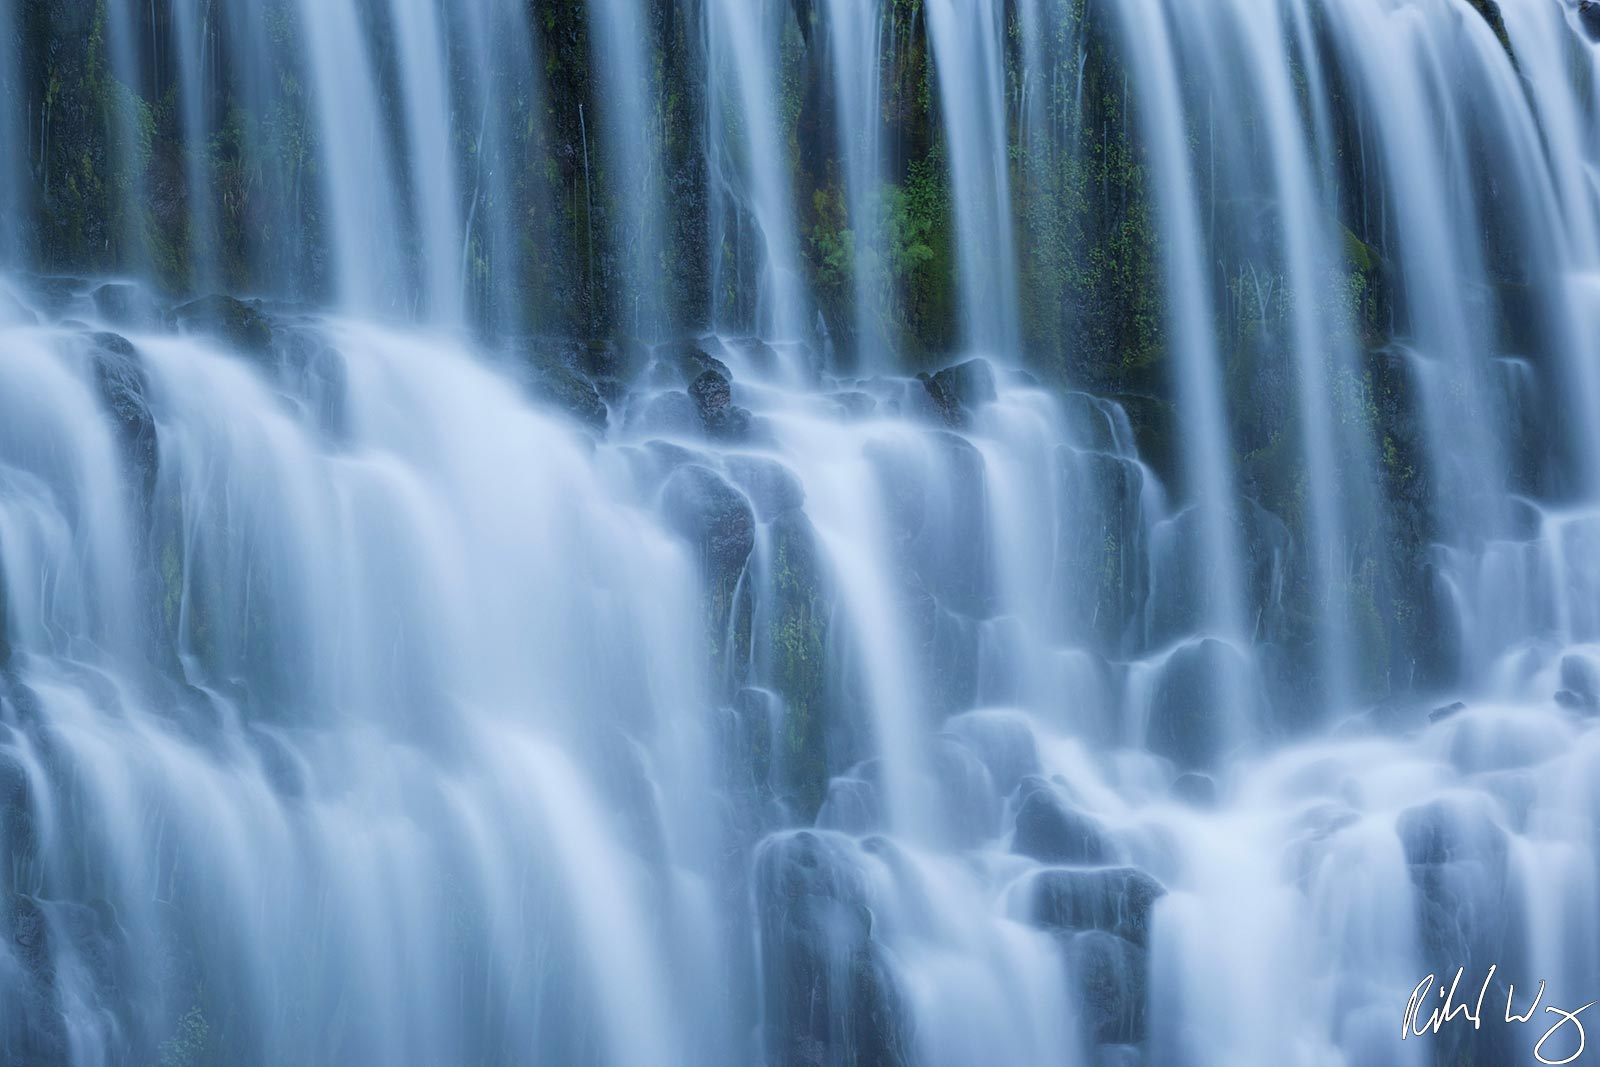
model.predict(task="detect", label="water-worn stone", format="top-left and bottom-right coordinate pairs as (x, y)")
top-left (1146, 638), bottom-right (1242, 772)
top-left (1011, 777), bottom-right (1114, 866)
top-left (88, 333), bottom-right (159, 503)
top-left (919, 358), bottom-right (997, 428)
top-left (529, 365), bottom-right (607, 430)
top-left (172, 294), bottom-right (274, 355)
top-left (755, 832), bottom-right (909, 1067)
top-left (1029, 867), bottom-right (1167, 949)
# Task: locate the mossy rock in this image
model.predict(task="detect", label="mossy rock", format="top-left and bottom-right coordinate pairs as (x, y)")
top-left (171, 294), bottom-right (274, 356)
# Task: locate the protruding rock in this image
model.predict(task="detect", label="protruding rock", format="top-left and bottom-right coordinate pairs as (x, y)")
top-left (919, 357), bottom-right (997, 428)
top-left (529, 365), bottom-right (607, 430)
top-left (1011, 777), bottom-right (1114, 866)
top-left (657, 338), bottom-right (730, 384)
top-left (661, 465), bottom-right (755, 583)
top-left (755, 832), bottom-right (909, 1067)
top-left (944, 709), bottom-right (1040, 796)
top-left (172, 294), bottom-right (273, 355)
top-left (1582, 1), bottom-right (1600, 41)
top-left (1428, 700), bottom-right (1467, 724)
top-left (686, 368), bottom-right (753, 439)
top-left (689, 368), bottom-right (731, 415)
top-left (1146, 638), bottom-right (1245, 772)
top-left (1028, 866), bottom-right (1167, 948)
top-left (1170, 771), bottom-right (1216, 807)
top-left (724, 455), bottom-right (804, 520)
top-left (90, 282), bottom-right (160, 328)
top-left (632, 391), bottom-right (701, 436)
top-left (87, 333), bottom-right (159, 503)
top-left (1067, 930), bottom-right (1150, 1046)
top-left (1558, 653), bottom-right (1600, 709)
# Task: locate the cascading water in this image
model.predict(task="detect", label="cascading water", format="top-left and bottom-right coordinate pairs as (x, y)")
top-left (3, 2), bottom-right (1600, 1066)
top-left (924, 0), bottom-right (1021, 354)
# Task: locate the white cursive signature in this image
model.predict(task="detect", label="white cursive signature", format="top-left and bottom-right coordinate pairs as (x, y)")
top-left (1403, 966), bottom-right (1596, 1065)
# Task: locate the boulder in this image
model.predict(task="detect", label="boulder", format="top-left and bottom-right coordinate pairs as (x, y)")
top-left (529, 365), bottom-right (607, 431)
top-left (660, 465), bottom-right (755, 588)
top-left (172, 294), bottom-right (274, 355)
top-left (686, 368), bottom-right (753, 440)
top-left (755, 832), bottom-right (909, 1067)
top-left (1028, 866), bottom-right (1167, 949)
top-left (1558, 653), bottom-right (1600, 709)
top-left (943, 709), bottom-right (1040, 797)
top-left (1011, 777), bottom-right (1115, 866)
top-left (1170, 771), bottom-right (1216, 807)
top-left (919, 358), bottom-right (997, 428)
top-left (87, 333), bottom-right (159, 503)
top-left (724, 456), bottom-right (805, 520)
top-left (1427, 700), bottom-right (1467, 724)
top-left (656, 338), bottom-right (730, 384)
top-left (90, 282), bottom-right (160, 328)
top-left (1582, 1), bottom-right (1600, 41)
top-left (632, 390), bottom-right (701, 437)
top-left (689, 368), bottom-right (731, 416)
top-left (1066, 929), bottom-right (1150, 1046)
top-left (1146, 639), bottom-right (1243, 772)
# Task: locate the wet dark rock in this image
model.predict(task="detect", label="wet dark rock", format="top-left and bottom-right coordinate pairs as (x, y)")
top-left (1465, 0), bottom-right (1514, 58)
top-left (657, 338), bottom-right (731, 384)
top-left (662, 465), bottom-right (756, 686)
top-left (1582, 1), bottom-right (1600, 41)
top-left (1061, 392), bottom-right (1123, 453)
top-left (830, 390), bottom-right (877, 418)
top-left (87, 333), bottom-right (159, 503)
top-left (662, 465), bottom-right (755, 583)
top-left (0, 754), bottom-right (33, 859)
top-left (1170, 771), bottom-right (1216, 807)
top-left (529, 365), bottom-right (607, 430)
top-left (1058, 447), bottom-right (1146, 654)
top-left (932, 737), bottom-right (1001, 844)
top-left (755, 832), bottom-right (910, 1067)
top-left (1029, 866), bottom-right (1167, 949)
top-left (1, 894), bottom-right (67, 1065)
top-left (1011, 777), bottom-right (1114, 866)
top-left (725, 455), bottom-right (805, 520)
top-left (686, 368), bottom-right (753, 440)
top-left (634, 390), bottom-right (702, 437)
top-left (919, 357), bottom-right (997, 428)
top-left (1427, 700), bottom-right (1467, 724)
top-left (1558, 653), bottom-right (1600, 709)
top-left (172, 294), bottom-right (274, 355)
top-left (1396, 798), bottom-right (1520, 1065)
top-left (689, 368), bottom-right (731, 415)
top-left (704, 403), bottom-right (754, 441)
top-left (18, 275), bottom-right (89, 316)
top-left (275, 327), bottom-right (349, 438)
top-left (1067, 929), bottom-right (1150, 1046)
top-left (90, 282), bottom-right (160, 328)
top-left (765, 511), bottom-right (834, 817)
top-left (816, 775), bottom-right (880, 835)
top-left (1556, 689), bottom-right (1593, 711)
top-left (1146, 638), bottom-right (1243, 772)
top-left (723, 336), bottom-right (785, 377)
top-left (577, 336), bottom-right (649, 384)
top-left (944, 710), bottom-right (1040, 797)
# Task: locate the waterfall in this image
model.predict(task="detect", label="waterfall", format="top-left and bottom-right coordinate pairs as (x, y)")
top-left (924, 0), bottom-right (1021, 355)
top-left (822, 0), bottom-right (890, 363)
top-left (706, 0), bottom-right (808, 343)
top-left (586, 0), bottom-right (671, 340)
top-left (3, 2), bottom-right (1600, 1065)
